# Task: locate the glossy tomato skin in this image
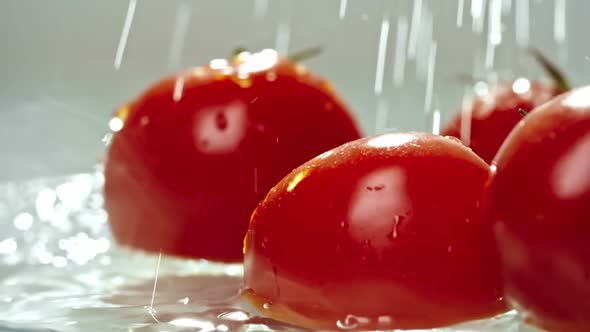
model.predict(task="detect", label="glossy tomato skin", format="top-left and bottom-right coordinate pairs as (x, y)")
top-left (243, 132), bottom-right (506, 330)
top-left (442, 81), bottom-right (560, 164)
top-left (104, 49), bottom-right (361, 262)
top-left (484, 86), bottom-right (590, 332)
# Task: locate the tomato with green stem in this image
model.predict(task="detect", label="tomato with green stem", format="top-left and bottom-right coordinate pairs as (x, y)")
top-left (104, 48), bottom-right (361, 262)
top-left (442, 49), bottom-right (570, 164)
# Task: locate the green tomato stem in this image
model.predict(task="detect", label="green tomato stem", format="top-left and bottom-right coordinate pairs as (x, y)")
top-left (528, 47), bottom-right (572, 93)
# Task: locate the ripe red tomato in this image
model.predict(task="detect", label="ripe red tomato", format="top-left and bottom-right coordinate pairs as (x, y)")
top-left (442, 80), bottom-right (560, 164)
top-left (243, 132), bottom-right (506, 330)
top-left (484, 86), bottom-right (590, 332)
top-left (104, 49), bottom-right (361, 262)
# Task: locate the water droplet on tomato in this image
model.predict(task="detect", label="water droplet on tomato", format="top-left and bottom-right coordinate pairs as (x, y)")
top-left (336, 314), bottom-right (370, 330)
top-left (215, 111), bottom-right (228, 130)
top-left (336, 315), bottom-right (361, 330)
top-left (261, 236), bottom-right (268, 252)
top-left (139, 116), bottom-right (150, 126)
top-left (378, 315), bottom-right (393, 325)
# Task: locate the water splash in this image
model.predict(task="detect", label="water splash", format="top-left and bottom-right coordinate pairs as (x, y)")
top-left (114, 0), bottom-right (137, 70)
top-left (147, 252), bottom-right (163, 322)
top-left (0, 174), bottom-right (547, 331)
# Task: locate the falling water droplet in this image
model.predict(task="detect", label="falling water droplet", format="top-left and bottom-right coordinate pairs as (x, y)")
top-left (102, 133), bottom-right (113, 146)
top-left (375, 98), bottom-right (389, 134)
top-left (114, 0), bottom-right (137, 70)
top-left (274, 7), bottom-right (291, 55)
top-left (424, 41), bottom-right (437, 114)
top-left (502, 0), bottom-right (512, 15)
top-left (488, 0), bottom-right (503, 46)
top-left (471, 0), bottom-right (486, 34)
top-left (456, 0), bottom-right (465, 27)
top-left (554, 0), bottom-right (567, 62)
top-left (414, 7), bottom-right (433, 80)
top-left (515, 0), bottom-right (530, 47)
top-left (484, 0), bottom-right (501, 70)
top-left (253, 0), bottom-right (269, 19)
top-left (338, 0), bottom-right (348, 20)
top-left (173, 76), bottom-right (185, 102)
top-left (167, 2), bottom-right (191, 70)
top-left (407, 0), bottom-right (423, 59)
top-left (392, 16), bottom-right (408, 87)
top-left (459, 88), bottom-right (473, 147)
top-left (431, 109), bottom-right (441, 135)
top-left (374, 16), bottom-right (390, 96)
